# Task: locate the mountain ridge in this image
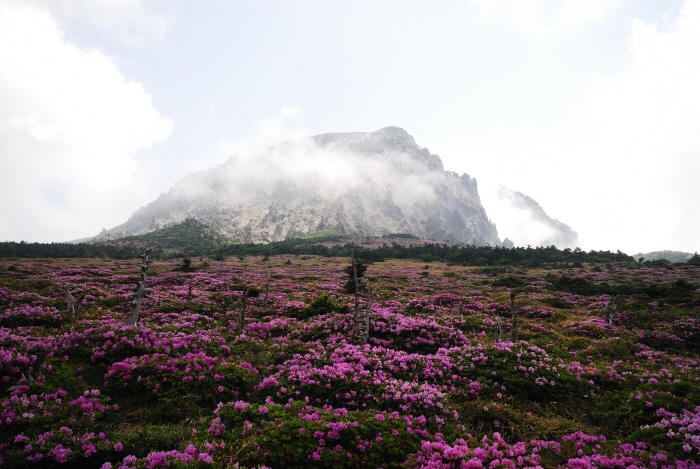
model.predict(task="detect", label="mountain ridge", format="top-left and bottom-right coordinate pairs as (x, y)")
top-left (96, 127), bottom-right (500, 246)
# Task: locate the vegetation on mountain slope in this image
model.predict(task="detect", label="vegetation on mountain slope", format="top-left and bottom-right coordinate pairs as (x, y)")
top-left (1, 255), bottom-right (699, 468)
top-left (0, 220), bottom-right (635, 268)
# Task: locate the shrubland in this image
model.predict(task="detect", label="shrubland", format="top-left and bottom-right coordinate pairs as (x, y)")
top-left (0, 254), bottom-right (699, 468)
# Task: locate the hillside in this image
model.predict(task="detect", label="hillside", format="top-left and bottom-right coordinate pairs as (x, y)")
top-left (97, 218), bottom-right (234, 257)
top-left (633, 250), bottom-right (695, 263)
top-left (1, 256), bottom-right (699, 468)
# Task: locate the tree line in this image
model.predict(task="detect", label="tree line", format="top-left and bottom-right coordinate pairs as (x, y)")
top-left (0, 237), bottom-right (635, 267)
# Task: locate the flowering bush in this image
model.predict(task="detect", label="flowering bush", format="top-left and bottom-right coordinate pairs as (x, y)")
top-left (0, 256), bottom-right (698, 468)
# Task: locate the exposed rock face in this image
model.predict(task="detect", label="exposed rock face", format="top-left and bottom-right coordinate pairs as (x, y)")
top-left (98, 127), bottom-right (500, 245)
top-left (493, 187), bottom-right (579, 249)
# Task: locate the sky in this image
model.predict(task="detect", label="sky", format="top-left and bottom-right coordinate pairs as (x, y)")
top-left (0, 0), bottom-right (698, 255)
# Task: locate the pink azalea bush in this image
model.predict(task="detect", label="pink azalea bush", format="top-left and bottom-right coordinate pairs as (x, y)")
top-left (0, 255), bottom-right (698, 468)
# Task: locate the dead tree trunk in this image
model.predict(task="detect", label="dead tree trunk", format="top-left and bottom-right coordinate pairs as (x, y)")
top-left (352, 255), bottom-right (360, 343)
top-left (239, 291), bottom-right (247, 333)
top-left (348, 255), bottom-right (370, 345)
top-left (263, 274), bottom-right (270, 307)
top-left (188, 276), bottom-right (194, 301)
top-left (365, 289), bottom-right (371, 344)
top-left (64, 286), bottom-right (86, 318)
top-left (64, 285), bottom-right (75, 316)
top-left (458, 301), bottom-right (463, 315)
top-left (24, 350), bottom-right (48, 385)
top-left (357, 287), bottom-right (371, 346)
top-left (606, 296), bottom-right (616, 324)
top-left (125, 248), bottom-right (152, 326)
top-left (510, 290), bottom-right (518, 342)
top-left (8, 350), bottom-right (49, 391)
top-left (495, 317), bottom-right (504, 342)
top-left (75, 292), bottom-right (85, 316)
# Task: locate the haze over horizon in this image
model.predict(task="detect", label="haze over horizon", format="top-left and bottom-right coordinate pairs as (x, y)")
top-left (1, 0), bottom-right (698, 255)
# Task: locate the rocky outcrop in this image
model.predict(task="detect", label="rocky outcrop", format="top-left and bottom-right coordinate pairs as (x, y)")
top-left (97, 127), bottom-right (500, 245)
top-left (493, 187), bottom-right (579, 249)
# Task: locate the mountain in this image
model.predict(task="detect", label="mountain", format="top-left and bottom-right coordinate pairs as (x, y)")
top-left (95, 127), bottom-right (501, 245)
top-left (633, 250), bottom-right (695, 264)
top-left (480, 186), bottom-right (579, 249)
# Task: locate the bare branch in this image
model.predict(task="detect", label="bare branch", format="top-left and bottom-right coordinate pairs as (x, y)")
top-left (495, 317), bottom-right (504, 342)
top-left (510, 290), bottom-right (518, 342)
top-left (64, 285), bottom-right (76, 316)
top-left (125, 248), bottom-right (152, 326)
top-left (263, 273), bottom-right (271, 307)
top-left (606, 296), bottom-right (616, 324)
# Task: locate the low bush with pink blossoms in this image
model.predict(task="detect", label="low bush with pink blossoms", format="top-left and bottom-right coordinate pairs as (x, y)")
top-left (0, 256), bottom-right (698, 468)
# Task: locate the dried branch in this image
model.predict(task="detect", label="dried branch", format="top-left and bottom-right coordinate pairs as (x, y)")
top-left (64, 286), bottom-right (87, 318)
top-left (239, 289), bottom-right (247, 333)
top-left (125, 248), bottom-right (152, 326)
top-left (263, 274), bottom-right (271, 307)
top-left (64, 285), bottom-right (76, 316)
top-left (606, 296), bottom-right (616, 324)
top-left (74, 292), bottom-right (86, 316)
top-left (352, 255), bottom-right (360, 342)
top-left (361, 287), bottom-right (372, 346)
top-left (8, 349), bottom-right (50, 391)
top-left (495, 317), bottom-right (504, 342)
top-left (510, 290), bottom-right (518, 342)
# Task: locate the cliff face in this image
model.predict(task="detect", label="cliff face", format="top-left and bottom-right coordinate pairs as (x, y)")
top-left (491, 187), bottom-right (579, 249)
top-left (97, 127), bottom-right (500, 245)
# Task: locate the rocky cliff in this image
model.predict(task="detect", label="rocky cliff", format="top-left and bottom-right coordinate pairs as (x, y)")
top-left (489, 186), bottom-right (579, 249)
top-left (97, 127), bottom-right (500, 245)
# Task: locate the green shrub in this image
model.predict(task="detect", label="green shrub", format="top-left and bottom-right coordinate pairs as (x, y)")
top-left (492, 275), bottom-right (525, 288)
top-left (216, 401), bottom-right (422, 469)
top-left (246, 286), bottom-right (261, 298)
top-left (290, 294), bottom-right (351, 320)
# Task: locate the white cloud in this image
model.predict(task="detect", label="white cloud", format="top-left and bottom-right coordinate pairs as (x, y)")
top-left (547, 1), bottom-right (700, 253)
top-left (479, 183), bottom-right (579, 249)
top-left (38, 0), bottom-right (174, 46)
top-left (218, 106), bottom-right (306, 157)
top-left (0, 1), bottom-right (173, 242)
top-left (470, 0), bottom-right (624, 36)
top-left (455, 1), bottom-right (700, 254)
top-left (254, 107), bottom-right (305, 146)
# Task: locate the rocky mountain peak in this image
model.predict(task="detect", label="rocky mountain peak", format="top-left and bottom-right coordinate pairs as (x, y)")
top-left (310, 127), bottom-right (444, 172)
top-left (96, 128), bottom-right (498, 245)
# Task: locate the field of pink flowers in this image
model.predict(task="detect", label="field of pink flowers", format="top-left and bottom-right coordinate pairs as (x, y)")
top-left (0, 255), bottom-right (699, 469)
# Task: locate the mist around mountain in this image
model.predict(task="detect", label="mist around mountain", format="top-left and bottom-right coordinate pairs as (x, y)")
top-left (92, 127), bottom-right (584, 250)
top-left (479, 186), bottom-right (579, 249)
top-left (97, 127), bottom-right (500, 245)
